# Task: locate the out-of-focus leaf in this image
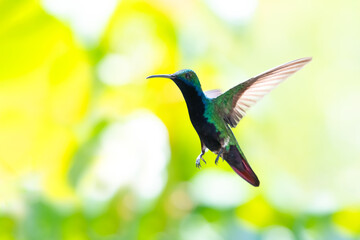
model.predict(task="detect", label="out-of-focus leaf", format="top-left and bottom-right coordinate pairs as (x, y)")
top-left (333, 209), bottom-right (360, 235)
top-left (21, 199), bottom-right (62, 240)
top-left (0, 215), bottom-right (16, 240)
top-left (235, 197), bottom-right (279, 228)
top-left (61, 211), bottom-right (88, 240)
top-left (68, 120), bottom-right (109, 187)
top-left (0, 0), bottom-right (91, 199)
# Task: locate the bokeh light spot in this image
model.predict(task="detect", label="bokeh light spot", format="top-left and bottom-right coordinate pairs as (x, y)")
top-left (189, 169), bottom-right (252, 209)
top-left (41, 0), bottom-right (118, 44)
top-left (204, 0), bottom-right (257, 24)
top-left (263, 226), bottom-right (295, 240)
top-left (78, 110), bottom-right (170, 209)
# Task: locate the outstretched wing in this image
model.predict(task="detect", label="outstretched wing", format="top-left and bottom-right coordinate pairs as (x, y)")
top-left (212, 57), bottom-right (312, 127)
top-left (204, 89), bottom-right (222, 99)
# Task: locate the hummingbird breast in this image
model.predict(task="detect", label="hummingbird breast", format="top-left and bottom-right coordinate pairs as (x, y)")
top-left (189, 106), bottom-right (222, 152)
top-left (174, 79), bottom-right (222, 152)
top-left (197, 122), bottom-right (222, 152)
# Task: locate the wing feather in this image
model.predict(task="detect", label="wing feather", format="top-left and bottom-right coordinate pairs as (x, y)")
top-left (213, 57), bottom-right (312, 127)
top-left (204, 89), bottom-right (222, 99)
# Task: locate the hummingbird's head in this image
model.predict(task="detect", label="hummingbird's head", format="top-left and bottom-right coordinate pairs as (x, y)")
top-left (146, 69), bottom-right (201, 88)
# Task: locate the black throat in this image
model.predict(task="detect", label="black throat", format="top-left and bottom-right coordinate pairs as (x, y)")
top-left (173, 79), bottom-right (206, 119)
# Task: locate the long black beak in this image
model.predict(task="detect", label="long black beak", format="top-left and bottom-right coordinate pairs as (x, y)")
top-left (146, 74), bottom-right (174, 79)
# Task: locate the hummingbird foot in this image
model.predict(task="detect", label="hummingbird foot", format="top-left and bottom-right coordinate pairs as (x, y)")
top-left (196, 153), bottom-right (206, 168)
top-left (215, 149), bottom-right (224, 165)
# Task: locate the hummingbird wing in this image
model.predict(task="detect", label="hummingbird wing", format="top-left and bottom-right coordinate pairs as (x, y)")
top-left (213, 57), bottom-right (312, 127)
top-left (204, 89), bottom-right (222, 99)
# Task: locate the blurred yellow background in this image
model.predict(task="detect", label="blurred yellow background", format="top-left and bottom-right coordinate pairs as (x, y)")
top-left (1, 0), bottom-right (360, 239)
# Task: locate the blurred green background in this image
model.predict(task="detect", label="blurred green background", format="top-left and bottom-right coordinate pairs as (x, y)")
top-left (1, 0), bottom-right (360, 239)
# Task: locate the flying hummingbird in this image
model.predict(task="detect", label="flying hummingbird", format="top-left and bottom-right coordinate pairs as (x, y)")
top-left (147, 57), bottom-right (311, 187)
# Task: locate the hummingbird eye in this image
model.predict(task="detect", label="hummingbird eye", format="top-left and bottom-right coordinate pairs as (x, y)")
top-left (185, 73), bottom-right (191, 80)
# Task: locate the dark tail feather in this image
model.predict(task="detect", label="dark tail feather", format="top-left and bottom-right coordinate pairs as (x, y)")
top-left (224, 145), bottom-right (260, 187)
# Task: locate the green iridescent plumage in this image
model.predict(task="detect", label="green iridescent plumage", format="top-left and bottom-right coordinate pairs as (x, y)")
top-left (147, 57), bottom-right (312, 186)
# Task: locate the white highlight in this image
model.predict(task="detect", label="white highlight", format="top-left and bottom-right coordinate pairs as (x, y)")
top-left (204, 0), bottom-right (258, 24)
top-left (189, 169), bottom-right (251, 208)
top-left (306, 191), bottom-right (338, 214)
top-left (224, 136), bottom-right (230, 147)
top-left (41, 0), bottom-right (118, 44)
top-left (79, 110), bottom-right (170, 205)
top-left (180, 214), bottom-right (223, 240)
top-left (264, 172), bottom-right (306, 212)
top-left (263, 226), bottom-right (295, 240)
top-left (97, 54), bottom-right (132, 86)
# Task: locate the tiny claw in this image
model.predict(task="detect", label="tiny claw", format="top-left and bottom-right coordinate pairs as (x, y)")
top-left (215, 155), bottom-right (220, 165)
top-left (214, 149), bottom-right (223, 166)
top-left (196, 157), bottom-right (201, 168)
top-left (196, 153), bottom-right (206, 169)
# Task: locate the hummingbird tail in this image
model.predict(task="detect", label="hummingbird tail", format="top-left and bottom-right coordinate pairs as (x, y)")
top-left (223, 145), bottom-right (260, 187)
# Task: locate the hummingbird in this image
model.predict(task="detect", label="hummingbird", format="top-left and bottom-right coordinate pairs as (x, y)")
top-left (147, 57), bottom-right (311, 187)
